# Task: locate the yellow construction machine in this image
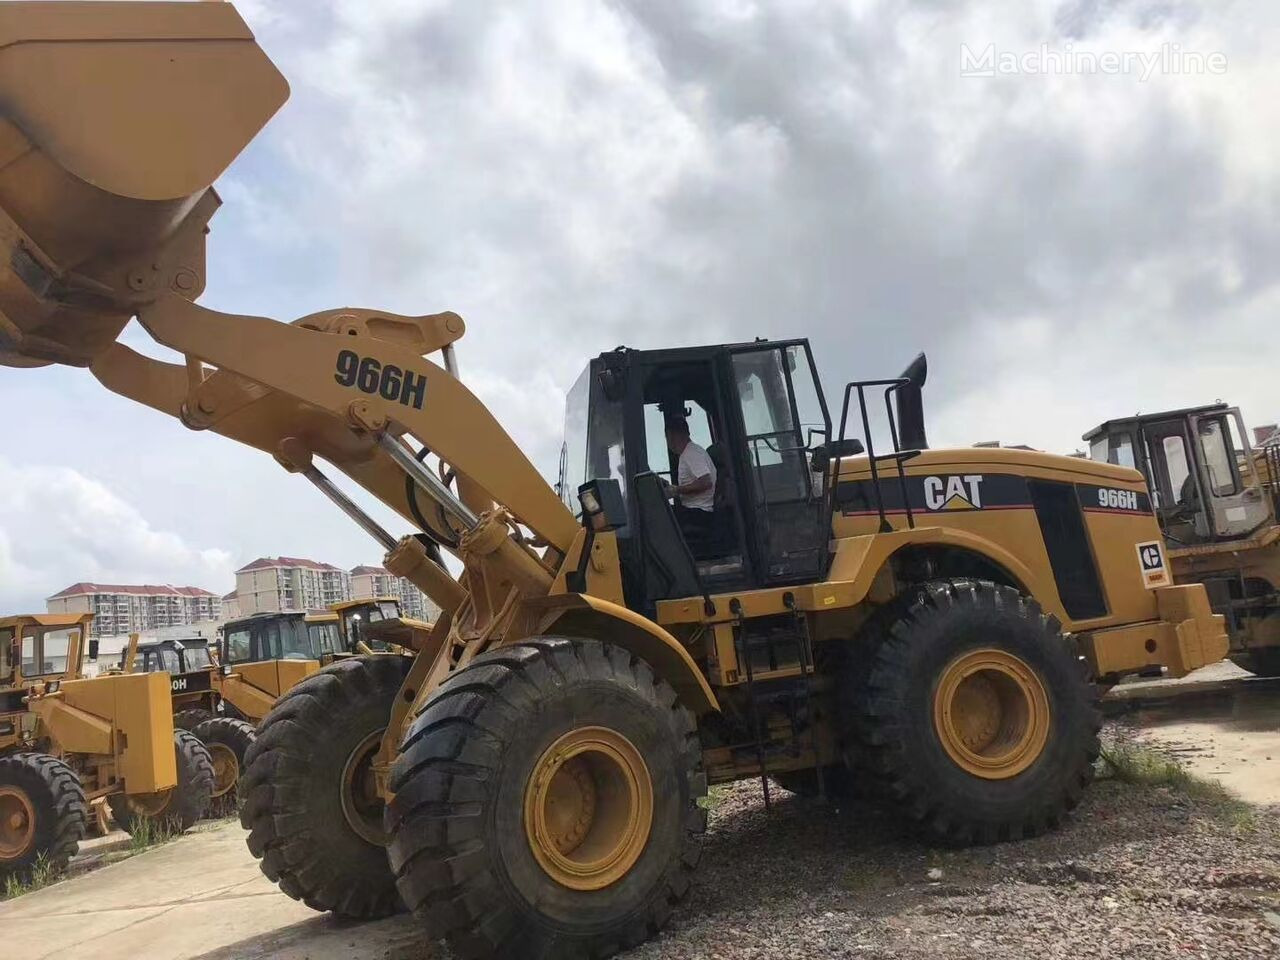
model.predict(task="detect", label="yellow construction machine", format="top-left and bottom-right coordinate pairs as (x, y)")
top-left (0, 614), bottom-right (213, 877)
top-left (121, 635), bottom-right (255, 809)
top-left (1086, 403), bottom-right (1280, 676)
top-left (0, 3), bottom-right (1228, 956)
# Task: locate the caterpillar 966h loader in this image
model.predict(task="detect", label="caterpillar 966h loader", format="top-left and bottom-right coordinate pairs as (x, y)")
top-left (1085, 404), bottom-right (1280, 676)
top-left (0, 4), bottom-right (1227, 956)
top-left (0, 615), bottom-right (213, 878)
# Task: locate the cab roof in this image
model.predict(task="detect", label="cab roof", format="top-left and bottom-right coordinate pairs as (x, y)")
top-left (0, 613), bottom-right (92, 628)
top-left (330, 597), bottom-right (397, 612)
top-left (1082, 403), bottom-right (1231, 442)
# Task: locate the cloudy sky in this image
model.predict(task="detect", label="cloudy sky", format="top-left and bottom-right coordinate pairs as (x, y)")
top-left (3, 0), bottom-right (1278, 611)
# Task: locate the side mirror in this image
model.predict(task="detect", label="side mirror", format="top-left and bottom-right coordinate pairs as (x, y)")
top-left (810, 438), bottom-right (865, 471)
top-left (88, 639), bottom-right (100, 661)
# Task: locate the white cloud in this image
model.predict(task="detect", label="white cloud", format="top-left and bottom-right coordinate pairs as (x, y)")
top-left (0, 459), bottom-right (235, 612)
top-left (4, 0), bottom-right (1280, 600)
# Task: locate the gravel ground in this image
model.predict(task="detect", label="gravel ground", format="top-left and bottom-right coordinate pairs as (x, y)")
top-left (624, 727), bottom-right (1280, 960)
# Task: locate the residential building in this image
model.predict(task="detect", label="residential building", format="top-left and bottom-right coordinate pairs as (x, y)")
top-left (233, 557), bottom-right (352, 615)
top-left (222, 591), bottom-right (242, 620)
top-left (46, 583), bottom-right (222, 638)
top-left (350, 565), bottom-right (441, 622)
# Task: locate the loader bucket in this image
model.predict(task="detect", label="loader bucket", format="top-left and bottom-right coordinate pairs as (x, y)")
top-left (0, 1), bottom-right (288, 367)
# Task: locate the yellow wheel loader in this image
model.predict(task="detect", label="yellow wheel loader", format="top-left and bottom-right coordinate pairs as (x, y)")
top-left (123, 636), bottom-right (256, 809)
top-left (1086, 404), bottom-right (1280, 677)
top-left (0, 4), bottom-right (1227, 956)
top-left (0, 615), bottom-right (214, 878)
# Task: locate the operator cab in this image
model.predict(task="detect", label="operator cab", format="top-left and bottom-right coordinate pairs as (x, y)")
top-left (331, 598), bottom-right (401, 652)
top-left (559, 339), bottom-right (868, 613)
top-left (220, 612), bottom-right (320, 666)
top-left (1084, 404), bottom-right (1274, 545)
top-left (127, 638), bottom-right (213, 675)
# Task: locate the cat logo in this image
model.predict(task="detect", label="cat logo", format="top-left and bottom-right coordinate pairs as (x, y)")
top-left (923, 475), bottom-right (984, 511)
top-left (1136, 540), bottom-right (1168, 587)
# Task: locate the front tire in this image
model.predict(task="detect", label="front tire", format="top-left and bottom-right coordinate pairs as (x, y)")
top-left (388, 638), bottom-right (706, 960)
top-left (239, 655), bottom-right (411, 919)
top-left (0, 752), bottom-right (86, 878)
top-left (192, 717), bottom-right (256, 813)
top-left (108, 729), bottom-right (214, 835)
top-left (847, 579), bottom-right (1100, 844)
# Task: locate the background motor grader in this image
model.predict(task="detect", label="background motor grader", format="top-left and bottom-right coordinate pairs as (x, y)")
top-left (1086, 403), bottom-right (1280, 676)
top-left (0, 4), bottom-right (1227, 958)
top-left (121, 635), bottom-right (255, 811)
top-left (0, 614), bottom-right (213, 878)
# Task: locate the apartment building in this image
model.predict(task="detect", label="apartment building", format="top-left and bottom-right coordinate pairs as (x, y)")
top-left (349, 565), bottom-right (441, 622)
top-left (233, 557), bottom-right (353, 615)
top-left (46, 583), bottom-right (222, 638)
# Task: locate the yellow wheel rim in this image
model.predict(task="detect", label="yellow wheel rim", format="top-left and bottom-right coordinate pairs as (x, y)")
top-left (524, 726), bottom-right (653, 892)
top-left (207, 743), bottom-right (239, 799)
top-left (0, 786), bottom-right (36, 860)
top-left (340, 730), bottom-right (387, 846)
top-left (125, 787), bottom-right (173, 818)
top-left (933, 648), bottom-right (1050, 780)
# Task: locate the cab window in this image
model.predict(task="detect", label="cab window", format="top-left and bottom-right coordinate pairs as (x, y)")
top-left (225, 628), bottom-right (251, 664)
top-left (0, 627), bottom-right (12, 678)
top-left (377, 602), bottom-right (399, 620)
top-left (1163, 435), bottom-right (1193, 504)
top-left (1198, 418), bottom-right (1239, 496)
top-left (1091, 432), bottom-right (1135, 469)
top-left (309, 622), bottom-right (340, 654)
top-left (278, 621), bottom-right (314, 660)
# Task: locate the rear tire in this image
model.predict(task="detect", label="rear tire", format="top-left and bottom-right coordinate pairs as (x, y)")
top-left (847, 579), bottom-right (1100, 845)
top-left (191, 717), bottom-right (256, 813)
top-left (239, 655), bottom-right (411, 919)
top-left (0, 752), bottom-right (86, 878)
top-left (388, 638), bottom-right (706, 960)
top-left (108, 730), bottom-right (214, 835)
top-left (173, 708), bottom-right (216, 731)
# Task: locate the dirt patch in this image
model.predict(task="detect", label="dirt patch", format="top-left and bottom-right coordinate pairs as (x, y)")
top-left (625, 732), bottom-right (1280, 959)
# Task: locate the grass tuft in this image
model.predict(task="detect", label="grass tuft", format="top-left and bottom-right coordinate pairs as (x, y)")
top-left (2, 854), bottom-right (56, 902)
top-left (698, 784), bottom-right (732, 811)
top-left (1099, 742), bottom-right (1257, 832)
top-left (126, 816), bottom-right (181, 853)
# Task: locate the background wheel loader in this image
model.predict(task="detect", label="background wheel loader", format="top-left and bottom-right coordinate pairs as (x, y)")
top-left (122, 636), bottom-right (255, 812)
top-left (0, 4), bottom-right (1228, 957)
top-left (0, 615), bottom-right (214, 878)
top-left (1085, 404), bottom-right (1280, 676)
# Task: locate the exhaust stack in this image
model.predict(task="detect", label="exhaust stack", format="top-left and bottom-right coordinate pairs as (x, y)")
top-left (0, 1), bottom-right (288, 367)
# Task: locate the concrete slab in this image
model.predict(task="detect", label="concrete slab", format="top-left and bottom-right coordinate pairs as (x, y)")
top-left (0, 819), bottom-right (429, 960)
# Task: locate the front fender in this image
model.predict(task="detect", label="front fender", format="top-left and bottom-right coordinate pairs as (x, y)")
top-left (527, 594), bottom-right (719, 715)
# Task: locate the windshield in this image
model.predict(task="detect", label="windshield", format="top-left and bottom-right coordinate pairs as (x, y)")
top-left (378, 601), bottom-right (399, 619)
top-left (21, 626), bottom-right (78, 677)
top-left (146, 647), bottom-right (181, 673)
top-left (184, 646), bottom-right (212, 670)
top-left (559, 366), bottom-right (590, 511)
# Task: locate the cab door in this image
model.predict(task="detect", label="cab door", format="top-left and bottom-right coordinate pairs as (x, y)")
top-left (723, 341), bottom-right (832, 585)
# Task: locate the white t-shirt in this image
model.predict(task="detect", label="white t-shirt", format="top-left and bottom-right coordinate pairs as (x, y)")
top-left (677, 441), bottom-right (717, 512)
